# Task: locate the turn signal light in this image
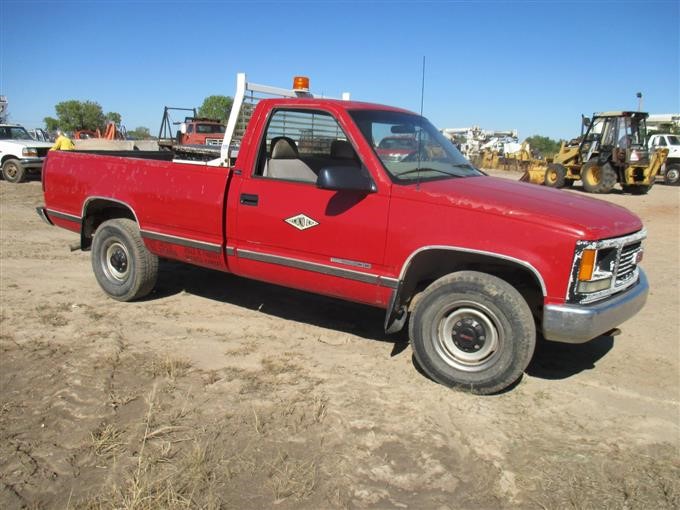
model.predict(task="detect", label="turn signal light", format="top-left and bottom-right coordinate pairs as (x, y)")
top-left (293, 76), bottom-right (310, 91)
top-left (578, 249), bottom-right (596, 281)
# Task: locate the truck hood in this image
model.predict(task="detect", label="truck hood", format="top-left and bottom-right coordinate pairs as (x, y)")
top-left (0, 139), bottom-right (53, 149)
top-left (410, 176), bottom-right (642, 239)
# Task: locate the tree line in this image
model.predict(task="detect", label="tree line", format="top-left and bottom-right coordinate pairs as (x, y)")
top-left (43, 95), bottom-right (233, 140)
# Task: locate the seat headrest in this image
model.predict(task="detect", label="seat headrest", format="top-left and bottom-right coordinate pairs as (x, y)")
top-left (271, 137), bottom-right (299, 159)
top-left (330, 139), bottom-right (356, 160)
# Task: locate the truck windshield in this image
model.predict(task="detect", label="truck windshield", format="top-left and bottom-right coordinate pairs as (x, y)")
top-left (0, 126), bottom-right (33, 140)
top-left (349, 110), bottom-right (482, 183)
top-left (196, 124), bottom-right (226, 134)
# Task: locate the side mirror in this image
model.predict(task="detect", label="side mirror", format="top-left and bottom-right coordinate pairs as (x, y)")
top-left (317, 166), bottom-right (376, 193)
top-left (582, 116), bottom-right (591, 127)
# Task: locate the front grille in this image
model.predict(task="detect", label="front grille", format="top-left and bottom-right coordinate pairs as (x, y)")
top-left (36, 147), bottom-right (50, 157)
top-left (569, 229), bottom-right (646, 304)
top-left (616, 241), bottom-right (641, 286)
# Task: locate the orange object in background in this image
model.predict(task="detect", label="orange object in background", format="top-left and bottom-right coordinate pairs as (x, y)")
top-left (73, 122), bottom-right (125, 141)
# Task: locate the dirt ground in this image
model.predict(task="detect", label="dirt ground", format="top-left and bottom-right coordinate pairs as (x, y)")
top-left (1, 172), bottom-right (678, 509)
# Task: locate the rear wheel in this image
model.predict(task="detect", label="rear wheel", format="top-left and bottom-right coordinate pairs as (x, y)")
top-left (664, 164), bottom-right (680, 186)
top-left (622, 183), bottom-right (653, 195)
top-left (1, 159), bottom-right (26, 183)
top-left (409, 271), bottom-right (536, 394)
top-left (544, 163), bottom-right (567, 188)
top-left (581, 160), bottom-right (617, 193)
top-left (91, 218), bottom-right (158, 301)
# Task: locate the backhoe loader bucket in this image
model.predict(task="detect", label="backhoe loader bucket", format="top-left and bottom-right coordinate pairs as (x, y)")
top-left (624, 148), bottom-right (668, 186)
top-left (519, 168), bottom-right (543, 184)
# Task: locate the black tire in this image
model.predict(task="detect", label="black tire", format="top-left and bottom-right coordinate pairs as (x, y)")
top-left (409, 271), bottom-right (536, 394)
top-left (581, 160), bottom-right (617, 193)
top-left (91, 218), bottom-right (158, 301)
top-left (664, 164), bottom-right (680, 186)
top-left (544, 163), bottom-right (567, 188)
top-left (1, 159), bottom-right (26, 183)
top-left (622, 183), bottom-right (653, 195)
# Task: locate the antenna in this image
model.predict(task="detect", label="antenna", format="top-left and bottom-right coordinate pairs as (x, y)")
top-left (420, 56), bottom-right (426, 117)
top-left (416, 56), bottom-right (426, 190)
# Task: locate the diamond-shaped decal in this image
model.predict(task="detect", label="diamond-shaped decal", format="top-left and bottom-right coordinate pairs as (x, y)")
top-left (285, 214), bottom-right (319, 231)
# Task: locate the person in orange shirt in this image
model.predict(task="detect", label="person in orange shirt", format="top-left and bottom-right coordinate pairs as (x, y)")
top-left (50, 130), bottom-right (75, 151)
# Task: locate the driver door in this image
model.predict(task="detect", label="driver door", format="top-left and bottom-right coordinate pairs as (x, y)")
top-left (233, 107), bottom-right (391, 300)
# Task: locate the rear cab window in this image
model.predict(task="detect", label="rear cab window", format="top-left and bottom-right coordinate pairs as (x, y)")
top-left (254, 109), bottom-right (361, 183)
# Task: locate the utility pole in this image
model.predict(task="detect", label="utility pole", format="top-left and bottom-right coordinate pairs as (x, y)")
top-left (636, 92), bottom-right (643, 112)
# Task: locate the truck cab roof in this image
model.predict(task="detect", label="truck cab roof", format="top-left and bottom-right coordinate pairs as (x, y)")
top-left (593, 111), bottom-right (648, 118)
top-left (256, 97), bottom-right (416, 115)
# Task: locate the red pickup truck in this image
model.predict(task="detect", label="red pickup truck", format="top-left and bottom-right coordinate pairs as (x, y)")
top-left (38, 75), bottom-right (649, 394)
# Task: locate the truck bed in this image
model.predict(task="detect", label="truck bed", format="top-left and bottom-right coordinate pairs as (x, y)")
top-left (43, 151), bottom-right (232, 271)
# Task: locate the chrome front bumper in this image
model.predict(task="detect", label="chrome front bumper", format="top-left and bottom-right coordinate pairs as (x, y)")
top-left (542, 269), bottom-right (649, 343)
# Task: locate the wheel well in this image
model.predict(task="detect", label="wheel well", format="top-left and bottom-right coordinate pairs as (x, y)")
top-left (400, 249), bottom-right (544, 320)
top-left (81, 199), bottom-right (136, 250)
top-left (1, 155), bottom-right (18, 165)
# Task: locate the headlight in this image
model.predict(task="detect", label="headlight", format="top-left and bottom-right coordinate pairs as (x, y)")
top-left (577, 277), bottom-right (612, 293)
top-left (575, 247), bottom-right (616, 294)
top-left (22, 147), bottom-right (38, 157)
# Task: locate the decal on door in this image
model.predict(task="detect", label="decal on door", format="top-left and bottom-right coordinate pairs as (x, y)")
top-left (284, 214), bottom-right (319, 231)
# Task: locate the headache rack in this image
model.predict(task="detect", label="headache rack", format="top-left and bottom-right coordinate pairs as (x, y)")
top-left (210, 73), bottom-right (350, 167)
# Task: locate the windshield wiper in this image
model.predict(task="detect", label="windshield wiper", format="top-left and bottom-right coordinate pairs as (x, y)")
top-left (397, 163), bottom-right (475, 178)
top-left (398, 167), bottom-right (458, 177)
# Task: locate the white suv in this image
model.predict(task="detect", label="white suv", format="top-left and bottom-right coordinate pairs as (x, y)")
top-left (648, 133), bottom-right (680, 186)
top-left (0, 124), bottom-right (54, 183)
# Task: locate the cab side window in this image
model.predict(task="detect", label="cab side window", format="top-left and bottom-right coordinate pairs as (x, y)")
top-left (256, 109), bottom-right (359, 183)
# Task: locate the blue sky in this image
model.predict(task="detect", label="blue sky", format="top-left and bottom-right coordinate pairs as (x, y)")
top-left (1, 0), bottom-right (678, 140)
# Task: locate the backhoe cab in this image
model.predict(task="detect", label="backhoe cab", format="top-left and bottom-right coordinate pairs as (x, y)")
top-left (528, 112), bottom-right (668, 194)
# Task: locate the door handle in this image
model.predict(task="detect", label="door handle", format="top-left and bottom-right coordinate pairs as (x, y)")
top-left (240, 193), bottom-right (259, 206)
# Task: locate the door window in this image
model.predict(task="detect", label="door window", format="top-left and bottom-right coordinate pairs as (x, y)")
top-left (255, 109), bottom-right (358, 183)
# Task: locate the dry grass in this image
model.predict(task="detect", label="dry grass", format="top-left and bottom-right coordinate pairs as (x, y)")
top-left (520, 447), bottom-right (680, 510)
top-left (223, 342), bottom-right (257, 357)
top-left (91, 424), bottom-right (126, 457)
top-left (145, 356), bottom-right (192, 379)
top-left (268, 452), bottom-right (318, 502)
top-left (202, 370), bottom-right (220, 386)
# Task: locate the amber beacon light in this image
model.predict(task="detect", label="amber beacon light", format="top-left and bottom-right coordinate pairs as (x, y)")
top-left (293, 76), bottom-right (310, 92)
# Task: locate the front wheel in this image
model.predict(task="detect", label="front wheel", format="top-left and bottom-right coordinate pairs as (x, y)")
top-left (91, 218), bottom-right (158, 301)
top-left (409, 271), bottom-right (536, 394)
top-left (1, 159), bottom-right (26, 183)
top-left (544, 163), bottom-right (567, 188)
top-left (621, 183), bottom-right (653, 195)
top-left (664, 164), bottom-right (680, 186)
top-left (581, 160), bottom-right (617, 193)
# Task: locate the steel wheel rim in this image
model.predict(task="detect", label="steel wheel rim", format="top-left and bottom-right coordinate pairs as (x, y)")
top-left (101, 239), bottom-right (130, 282)
top-left (667, 168), bottom-right (679, 182)
top-left (547, 170), bottom-right (557, 184)
top-left (5, 163), bottom-right (17, 179)
top-left (433, 301), bottom-right (501, 372)
top-left (586, 165), bottom-right (600, 185)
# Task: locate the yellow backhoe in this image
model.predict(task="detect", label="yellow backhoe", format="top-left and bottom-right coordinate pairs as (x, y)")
top-left (521, 112), bottom-right (668, 194)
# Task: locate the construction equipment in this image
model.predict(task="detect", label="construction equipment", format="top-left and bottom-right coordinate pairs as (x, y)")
top-left (0, 96), bottom-right (8, 123)
top-left (441, 126), bottom-right (518, 160)
top-left (157, 106), bottom-right (225, 149)
top-left (522, 112), bottom-right (668, 194)
top-left (74, 122), bottom-right (127, 141)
